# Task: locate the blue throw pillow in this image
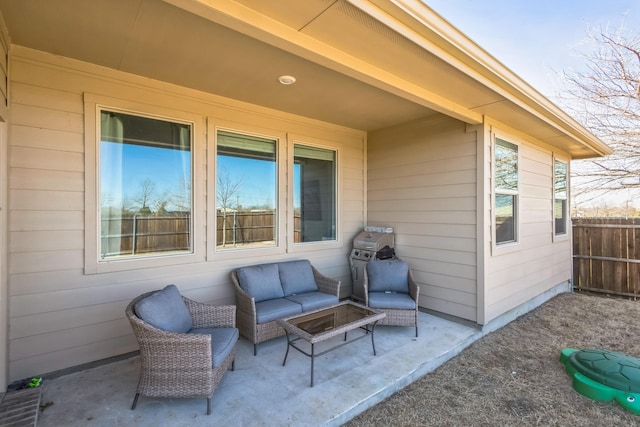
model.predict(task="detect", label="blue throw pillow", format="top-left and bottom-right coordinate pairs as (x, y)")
top-left (367, 260), bottom-right (409, 293)
top-left (278, 260), bottom-right (318, 296)
top-left (135, 284), bottom-right (193, 333)
top-left (237, 263), bottom-right (284, 302)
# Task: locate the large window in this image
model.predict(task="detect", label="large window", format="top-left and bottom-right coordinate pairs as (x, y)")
top-left (99, 110), bottom-right (193, 260)
top-left (216, 130), bottom-right (277, 249)
top-left (294, 144), bottom-right (337, 243)
top-left (554, 159), bottom-right (568, 236)
top-left (494, 138), bottom-right (518, 245)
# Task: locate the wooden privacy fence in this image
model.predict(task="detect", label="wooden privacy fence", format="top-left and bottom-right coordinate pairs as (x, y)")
top-left (217, 211), bottom-right (276, 247)
top-left (101, 214), bottom-right (191, 256)
top-left (102, 211), bottom-right (302, 256)
top-left (573, 217), bottom-right (640, 298)
top-left (216, 211), bottom-right (302, 246)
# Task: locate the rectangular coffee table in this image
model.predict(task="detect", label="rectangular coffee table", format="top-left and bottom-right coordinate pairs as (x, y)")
top-left (276, 300), bottom-right (385, 386)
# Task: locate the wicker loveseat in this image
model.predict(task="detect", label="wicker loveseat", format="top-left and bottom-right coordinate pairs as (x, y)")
top-left (125, 285), bottom-right (238, 415)
top-left (231, 260), bottom-right (340, 355)
top-left (363, 260), bottom-right (420, 337)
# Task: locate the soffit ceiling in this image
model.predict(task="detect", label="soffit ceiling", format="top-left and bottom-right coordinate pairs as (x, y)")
top-left (0, 0), bottom-right (434, 131)
top-left (0, 0), bottom-right (610, 157)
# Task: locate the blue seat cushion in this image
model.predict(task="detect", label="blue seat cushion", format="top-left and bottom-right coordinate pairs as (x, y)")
top-left (368, 292), bottom-right (416, 310)
top-left (135, 284), bottom-right (193, 333)
top-left (237, 263), bottom-right (284, 303)
top-left (367, 260), bottom-right (410, 293)
top-left (255, 298), bottom-right (302, 324)
top-left (278, 260), bottom-right (318, 296)
top-left (189, 327), bottom-right (239, 368)
top-left (285, 292), bottom-right (338, 312)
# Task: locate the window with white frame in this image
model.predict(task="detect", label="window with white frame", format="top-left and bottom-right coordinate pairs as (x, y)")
top-left (99, 110), bottom-right (193, 260)
top-left (293, 144), bottom-right (337, 243)
top-left (215, 130), bottom-right (277, 250)
top-left (554, 159), bottom-right (568, 236)
top-left (494, 138), bottom-right (518, 245)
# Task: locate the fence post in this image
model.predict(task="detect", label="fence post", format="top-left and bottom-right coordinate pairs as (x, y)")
top-left (132, 214), bottom-right (137, 255)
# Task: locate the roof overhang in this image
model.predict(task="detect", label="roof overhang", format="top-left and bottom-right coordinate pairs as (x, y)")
top-left (0, 0), bottom-right (611, 158)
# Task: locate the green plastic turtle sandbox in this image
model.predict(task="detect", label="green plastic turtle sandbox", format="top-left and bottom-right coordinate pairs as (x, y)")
top-left (560, 348), bottom-right (640, 415)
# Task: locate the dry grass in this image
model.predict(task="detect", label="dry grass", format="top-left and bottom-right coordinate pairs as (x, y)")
top-left (345, 291), bottom-right (640, 426)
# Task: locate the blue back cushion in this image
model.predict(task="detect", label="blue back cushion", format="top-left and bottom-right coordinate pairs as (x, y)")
top-left (367, 260), bottom-right (409, 293)
top-left (278, 260), bottom-right (318, 296)
top-left (135, 284), bottom-right (193, 333)
top-left (237, 263), bottom-right (284, 302)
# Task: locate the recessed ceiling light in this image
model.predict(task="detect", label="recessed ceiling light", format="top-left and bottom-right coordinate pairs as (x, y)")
top-left (277, 75), bottom-right (296, 85)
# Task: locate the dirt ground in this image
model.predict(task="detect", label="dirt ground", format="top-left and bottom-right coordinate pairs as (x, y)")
top-left (345, 291), bottom-right (640, 426)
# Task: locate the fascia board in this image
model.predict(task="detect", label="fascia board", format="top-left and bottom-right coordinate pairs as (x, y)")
top-left (358, 0), bottom-right (612, 157)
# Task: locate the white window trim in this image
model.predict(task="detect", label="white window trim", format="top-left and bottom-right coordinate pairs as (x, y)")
top-left (206, 120), bottom-right (286, 261)
top-left (553, 155), bottom-right (570, 242)
top-left (287, 134), bottom-right (343, 253)
top-left (84, 93), bottom-right (205, 274)
top-left (491, 133), bottom-right (520, 256)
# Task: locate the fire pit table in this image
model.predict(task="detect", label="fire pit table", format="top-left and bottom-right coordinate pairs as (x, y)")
top-left (276, 300), bottom-right (386, 387)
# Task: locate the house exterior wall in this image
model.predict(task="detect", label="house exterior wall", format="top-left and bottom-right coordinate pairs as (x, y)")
top-left (0, 15), bottom-right (9, 391)
top-left (6, 46), bottom-right (366, 382)
top-left (368, 116), bottom-right (479, 322)
top-left (481, 123), bottom-right (572, 324)
top-left (367, 116), bottom-right (573, 326)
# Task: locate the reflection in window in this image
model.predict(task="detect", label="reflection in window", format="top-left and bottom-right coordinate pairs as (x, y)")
top-left (496, 194), bottom-right (517, 243)
top-left (495, 138), bottom-right (518, 245)
top-left (99, 111), bottom-right (192, 259)
top-left (554, 160), bottom-right (568, 235)
top-left (495, 139), bottom-right (518, 190)
top-left (294, 144), bottom-right (336, 243)
top-left (216, 131), bottom-right (277, 249)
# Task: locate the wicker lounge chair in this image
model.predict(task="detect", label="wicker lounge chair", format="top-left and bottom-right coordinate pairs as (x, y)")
top-left (363, 260), bottom-right (420, 337)
top-left (125, 285), bottom-right (238, 415)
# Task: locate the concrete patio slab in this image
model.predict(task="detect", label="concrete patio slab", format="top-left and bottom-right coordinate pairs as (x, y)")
top-left (36, 311), bottom-right (480, 427)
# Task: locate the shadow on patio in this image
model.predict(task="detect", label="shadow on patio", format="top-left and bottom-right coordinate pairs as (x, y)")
top-left (36, 311), bottom-right (480, 427)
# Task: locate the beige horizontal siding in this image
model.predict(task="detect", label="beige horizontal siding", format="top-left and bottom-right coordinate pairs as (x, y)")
top-left (11, 81), bottom-right (83, 113)
top-left (484, 133), bottom-right (571, 323)
top-left (369, 182), bottom-right (476, 201)
top-left (10, 249), bottom-right (84, 274)
top-left (10, 146), bottom-right (84, 171)
top-left (11, 124), bottom-right (84, 152)
top-left (11, 103), bottom-right (84, 133)
top-left (0, 25), bottom-right (7, 391)
top-left (0, 31), bottom-right (7, 109)
top-left (9, 266), bottom-right (239, 298)
top-left (9, 190), bottom-right (84, 211)
top-left (10, 230), bottom-right (84, 252)
top-left (407, 256), bottom-right (476, 281)
top-left (10, 210), bottom-right (84, 232)
top-left (10, 335), bottom-right (138, 382)
top-left (11, 317), bottom-right (131, 360)
top-left (369, 209), bottom-right (476, 225)
top-left (551, 240), bottom-right (572, 279)
top-left (369, 169), bottom-right (477, 191)
top-left (6, 47), bottom-right (366, 381)
top-left (393, 222), bottom-right (476, 239)
top-left (9, 300), bottom-right (126, 339)
top-left (10, 168), bottom-right (84, 191)
top-left (368, 116), bottom-right (478, 322)
top-left (369, 197), bottom-right (475, 212)
top-left (370, 153), bottom-right (476, 177)
top-left (399, 234), bottom-right (476, 253)
top-left (10, 280), bottom-right (236, 321)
